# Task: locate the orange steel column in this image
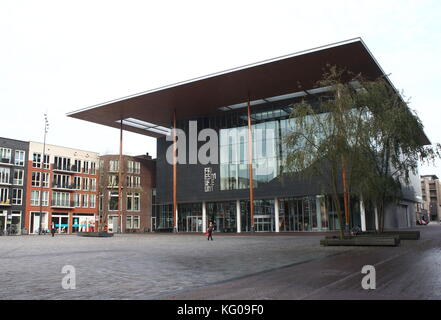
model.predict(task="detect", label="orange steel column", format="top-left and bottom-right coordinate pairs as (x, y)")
top-left (118, 119), bottom-right (123, 233)
top-left (342, 158), bottom-right (350, 232)
top-left (172, 109), bottom-right (177, 232)
top-left (247, 95), bottom-right (255, 231)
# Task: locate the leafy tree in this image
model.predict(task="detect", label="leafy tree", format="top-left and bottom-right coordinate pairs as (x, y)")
top-left (284, 66), bottom-right (440, 238)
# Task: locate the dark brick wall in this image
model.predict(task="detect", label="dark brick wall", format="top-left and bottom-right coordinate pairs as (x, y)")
top-left (0, 137), bottom-right (29, 230)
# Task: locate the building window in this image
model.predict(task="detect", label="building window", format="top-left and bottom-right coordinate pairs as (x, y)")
top-left (82, 194), bottom-right (88, 208)
top-left (90, 162), bottom-right (96, 175)
top-left (42, 191), bottom-right (49, 206)
top-left (53, 174), bottom-right (71, 189)
top-left (127, 192), bottom-right (140, 211)
top-left (0, 188), bottom-right (9, 204)
top-left (126, 176), bottom-right (141, 188)
top-left (83, 161), bottom-right (89, 174)
top-left (90, 195), bottom-right (96, 208)
top-left (43, 154), bottom-right (50, 169)
top-left (42, 172), bottom-right (50, 188)
top-left (32, 153), bottom-right (41, 168)
top-left (90, 178), bottom-right (96, 191)
top-left (12, 188), bottom-right (22, 205)
top-left (0, 147), bottom-right (12, 164)
top-left (74, 159), bottom-right (82, 172)
top-left (126, 215), bottom-right (140, 229)
top-left (108, 191), bottom-right (119, 211)
top-left (134, 162), bottom-right (140, 174)
top-left (74, 194), bottom-right (81, 207)
top-left (82, 177), bottom-right (89, 191)
top-left (0, 167), bottom-right (11, 184)
top-left (127, 160), bottom-right (134, 173)
top-left (30, 190), bottom-right (40, 206)
top-left (54, 156), bottom-right (71, 171)
top-left (108, 175), bottom-right (118, 187)
top-left (52, 192), bottom-right (70, 207)
top-left (14, 150), bottom-right (25, 166)
top-left (73, 176), bottom-right (81, 190)
top-left (109, 160), bottom-right (119, 172)
top-left (13, 169), bottom-right (24, 186)
top-left (31, 171), bottom-right (41, 187)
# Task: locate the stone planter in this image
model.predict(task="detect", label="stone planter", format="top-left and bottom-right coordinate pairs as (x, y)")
top-left (320, 235), bottom-right (400, 246)
top-left (77, 232), bottom-right (114, 237)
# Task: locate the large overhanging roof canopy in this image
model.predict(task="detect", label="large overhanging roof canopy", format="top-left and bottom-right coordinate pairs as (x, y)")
top-left (67, 38), bottom-right (430, 144)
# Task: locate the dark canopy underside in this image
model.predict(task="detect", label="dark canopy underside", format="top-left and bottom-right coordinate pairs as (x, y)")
top-left (67, 38), bottom-right (430, 144)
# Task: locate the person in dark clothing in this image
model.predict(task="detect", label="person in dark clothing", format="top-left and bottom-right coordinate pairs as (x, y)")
top-left (207, 221), bottom-right (214, 241)
top-left (51, 222), bottom-right (55, 237)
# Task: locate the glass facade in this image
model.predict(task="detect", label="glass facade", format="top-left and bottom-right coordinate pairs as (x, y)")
top-left (154, 98), bottom-right (363, 233)
top-left (219, 118), bottom-right (294, 190)
top-left (178, 203), bottom-right (202, 232)
top-left (206, 201), bottom-right (236, 232)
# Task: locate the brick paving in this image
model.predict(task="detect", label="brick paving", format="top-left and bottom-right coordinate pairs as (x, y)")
top-left (0, 232), bottom-right (353, 300)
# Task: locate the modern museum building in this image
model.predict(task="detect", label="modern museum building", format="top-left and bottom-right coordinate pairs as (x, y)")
top-left (68, 38), bottom-right (426, 234)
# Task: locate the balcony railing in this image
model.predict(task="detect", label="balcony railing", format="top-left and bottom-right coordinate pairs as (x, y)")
top-left (0, 158), bottom-right (12, 165)
top-left (52, 182), bottom-right (78, 191)
top-left (53, 164), bottom-right (79, 173)
top-left (0, 199), bottom-right (11, 206)
top-left (51, 200), bottom-right (75, 208)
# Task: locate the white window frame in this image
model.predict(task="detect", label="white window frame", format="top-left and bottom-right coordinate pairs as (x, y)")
top-left (14, 150), bottom-right (25, 166)
top-left (13, 169), bottom-right (24, 186)
top-left (82, 194), bottom-right (88, 208)
top-left (12, 188), bottom-right (22, 205)
top-left (41, 190), bottom-right (49, 206)
top-left (30, 190), bottom-right (40, 206)
top-left (0, 148), bottom-right (12, 163)
top-left (0, 167), bottom-right (11, 184)
top-left (31, 171), bottom-right (41, 187)
top-left (32, 153), bottom-right (41, 168)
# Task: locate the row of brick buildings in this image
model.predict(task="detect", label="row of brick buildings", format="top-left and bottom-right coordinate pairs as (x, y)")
top-left (0, 136), bottom-right (155, 235)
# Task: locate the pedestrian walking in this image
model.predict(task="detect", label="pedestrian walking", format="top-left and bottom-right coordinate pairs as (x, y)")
top-left (207, 221), bottom-right (214, 241)
top-left (51, 221), bottom-right (55, 237)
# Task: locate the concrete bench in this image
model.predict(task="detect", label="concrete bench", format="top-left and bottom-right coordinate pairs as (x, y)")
top-left (77, 232), bottom-right (114, 237)
top-left (320, 235), bottom-right (400, 246)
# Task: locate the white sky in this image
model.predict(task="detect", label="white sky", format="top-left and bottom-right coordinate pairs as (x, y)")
top-left (1, 0), bottom-right (440, 175)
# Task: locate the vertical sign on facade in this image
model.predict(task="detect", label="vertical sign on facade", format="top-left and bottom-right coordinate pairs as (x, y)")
top-left (204, 167), bottom-right (216, 192)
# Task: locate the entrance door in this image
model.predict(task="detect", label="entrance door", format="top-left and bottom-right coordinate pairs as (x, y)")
top-left (151, 217), bottom-right (157, 231)
top-left (254, 215), bottom-right (273, 232)
top-left (0, 214), bottom-right (5, 235)
top-left (108, 216), bottom-right (119, 233)
top-left (186, 216), bottom-right (202, 232)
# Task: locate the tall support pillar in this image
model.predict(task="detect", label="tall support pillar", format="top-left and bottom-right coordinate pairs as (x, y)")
top-left (236, 200), bottom-right (241, 233)
top-left (202, 201), bottom-right (207, 233)
top-left (274, 198), bottom-right (279, 233)
top-left (374, 206), bottom-right (379, 231)
top-left (172, 109), bottom-right (178, 233)
top-left (359, 196), bottom-right (367, 232)
top-left (118, 119), bottom-right (123, 233)
top-left (247, 95), bottom-right (254, 232)
top-left (316, 195), bottom-right (323, 231)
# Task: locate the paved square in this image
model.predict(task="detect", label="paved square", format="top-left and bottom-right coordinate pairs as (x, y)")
top-left (0, 233), bottom-right (353, 299)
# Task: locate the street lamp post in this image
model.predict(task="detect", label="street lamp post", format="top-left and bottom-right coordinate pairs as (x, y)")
top-left (38, 113), bottom-right (49, 235)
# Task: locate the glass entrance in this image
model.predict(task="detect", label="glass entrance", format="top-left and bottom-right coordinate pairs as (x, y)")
top-left (186, 216), bottom-right (202, 232)
top-left (254, 215), bottom-right (273, 232)
top-left (0, 214), bottom-right (5, 235)
top-left (51, 215), bottom-right (69, 233)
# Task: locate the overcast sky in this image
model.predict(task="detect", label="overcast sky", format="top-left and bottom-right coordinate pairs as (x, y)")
top-left (1, 0), bottom-right (440, 175)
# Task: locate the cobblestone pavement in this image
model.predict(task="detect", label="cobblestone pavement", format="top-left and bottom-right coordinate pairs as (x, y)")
top-left (0, 232), bottom-right (353, 300)
top-left (161, 225), bottom-right (441, 300)
top-left (3, 226), bottom-right (439, 300)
